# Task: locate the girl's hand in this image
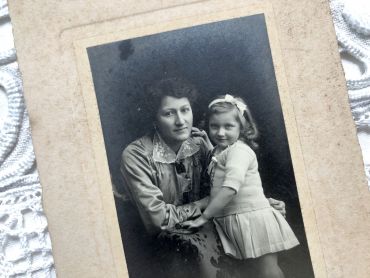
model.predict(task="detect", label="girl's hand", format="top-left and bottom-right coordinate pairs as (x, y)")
top-left (191, 127), bottom-right (213, 150)
top-left (181, 215), bottom-right (209, 229)
top-left (268, 198), bottom-right (286, 218)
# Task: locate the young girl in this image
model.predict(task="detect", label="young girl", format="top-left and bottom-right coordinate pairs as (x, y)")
top-left (182, 94), bottom-right (299, 278)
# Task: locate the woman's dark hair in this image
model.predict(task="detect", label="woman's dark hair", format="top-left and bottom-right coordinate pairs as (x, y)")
top-left (144, 77), bottom-right (198, 120)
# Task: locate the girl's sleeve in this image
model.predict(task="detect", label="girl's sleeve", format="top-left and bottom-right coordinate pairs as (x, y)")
top-left (222, 143), bottom-right (255, 192)
top-left (121, 145), bottom-right (201, 234)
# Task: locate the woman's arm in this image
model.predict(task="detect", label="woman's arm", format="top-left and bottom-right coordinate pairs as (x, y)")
top-left (181, 187), bottom-right (235, 228)
top-left (121, 144), bottom-right (202, 234)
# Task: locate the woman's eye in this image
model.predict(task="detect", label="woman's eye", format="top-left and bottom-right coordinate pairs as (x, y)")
top-left (181, 107), bottom-right (191, 113)
top-left (164, 111), bottom-right (174, 117)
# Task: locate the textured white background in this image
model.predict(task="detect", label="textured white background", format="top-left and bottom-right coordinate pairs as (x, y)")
top-left (0, 0), bottom-right (369, 277)
top-left (0, 0), bottom-right (55, 277)
top-left (330, 0), bottom-right (370, 187)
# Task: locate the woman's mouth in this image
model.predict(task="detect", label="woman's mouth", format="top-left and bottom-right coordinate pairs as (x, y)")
top-left (174, 127), bottom-right (188, 132)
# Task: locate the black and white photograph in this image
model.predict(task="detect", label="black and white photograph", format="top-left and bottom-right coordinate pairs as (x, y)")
top-left (86, 13), bottom-right (315, 278)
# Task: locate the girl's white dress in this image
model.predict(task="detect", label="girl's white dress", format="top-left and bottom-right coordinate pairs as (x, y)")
top-left (208, 140), bottom-right (299, 259)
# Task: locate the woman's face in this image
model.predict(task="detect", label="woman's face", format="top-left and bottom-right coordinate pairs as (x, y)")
top-left (155, 96), bottom-right (193, 150)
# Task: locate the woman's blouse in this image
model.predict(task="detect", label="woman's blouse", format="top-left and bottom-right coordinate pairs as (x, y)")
top-left (121, 132), bottom-right (210, 234)
top-left (208, 140), bottom-right (270, 217)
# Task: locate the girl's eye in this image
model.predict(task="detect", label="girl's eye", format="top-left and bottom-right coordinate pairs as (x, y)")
top-left (225, 124), bottom-right (234, 129)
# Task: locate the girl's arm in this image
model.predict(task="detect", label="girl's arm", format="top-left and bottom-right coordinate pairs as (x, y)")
top-left (193, 196), bottom-right (210, 211)
top-left (181, 187), bottom-right (235, 228)
top-left (203, 187), bottom-right (235, 219)
top-left (182, 143), bottom-right (254, 229)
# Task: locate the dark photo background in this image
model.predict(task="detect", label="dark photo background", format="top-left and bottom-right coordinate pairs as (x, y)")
top-left (87, 14), bottom-right (314, 278)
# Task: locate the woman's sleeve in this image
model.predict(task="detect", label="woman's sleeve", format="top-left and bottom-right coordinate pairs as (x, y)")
top-left (198, 137), bottom-right (213, 198)
top-left (121, 146), bottom-right (201, 234)
top-left (223, 144), bottom-right (255, 192)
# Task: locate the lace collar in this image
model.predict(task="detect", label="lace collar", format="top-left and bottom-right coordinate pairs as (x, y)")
top-left (152, 132), bottom-right (200, 163)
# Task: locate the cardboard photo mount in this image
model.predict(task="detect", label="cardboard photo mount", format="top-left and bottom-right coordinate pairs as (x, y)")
top-left (8, 0), bottom-right (370, 277)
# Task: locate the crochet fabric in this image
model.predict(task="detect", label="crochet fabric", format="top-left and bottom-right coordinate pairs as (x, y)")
top-left (0, 0), bottom-right (55, 277)
top-left (330, 0), bottom-right (370, 187)
top-left (0, 0), bottom-right (369, 277)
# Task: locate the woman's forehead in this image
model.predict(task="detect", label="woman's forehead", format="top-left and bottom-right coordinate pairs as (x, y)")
top-left (159, 96), bottom-right (191, 109)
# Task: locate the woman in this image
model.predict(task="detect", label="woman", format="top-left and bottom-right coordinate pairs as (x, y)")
top-left (120, 77), bottom-right (286, 278)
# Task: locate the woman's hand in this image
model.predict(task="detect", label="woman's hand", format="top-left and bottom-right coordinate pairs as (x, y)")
top-left (181, 215), bottom-right (209, 229)
top-left (268, 198), bottom-right (286, 218)
top-left (191, 127), bottom-right (213, 150)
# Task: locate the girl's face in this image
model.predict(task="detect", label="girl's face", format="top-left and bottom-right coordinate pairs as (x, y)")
top-left (155, 96), bottom-right (193, 151)
top-left (209, 110), bottom-right (241, 150)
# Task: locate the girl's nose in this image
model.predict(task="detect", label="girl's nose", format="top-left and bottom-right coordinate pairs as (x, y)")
top-left (217, 128), bottom-right (225, 136)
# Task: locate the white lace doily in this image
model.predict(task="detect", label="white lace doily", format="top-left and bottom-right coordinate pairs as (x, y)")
top-left (0, 0), bottom-right (55, 277)
top-left (0, 0), bottom-right (369, 277)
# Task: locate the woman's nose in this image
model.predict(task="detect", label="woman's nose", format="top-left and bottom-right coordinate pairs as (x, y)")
top-left (175, 113), bottom-right (185, 125)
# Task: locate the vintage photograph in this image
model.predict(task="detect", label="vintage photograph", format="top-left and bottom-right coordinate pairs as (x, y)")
top-left (86, 14), bottom-right (314, 278)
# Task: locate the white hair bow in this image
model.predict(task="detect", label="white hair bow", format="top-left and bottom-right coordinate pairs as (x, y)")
top-left (208, 94), bottom-right (247, 113)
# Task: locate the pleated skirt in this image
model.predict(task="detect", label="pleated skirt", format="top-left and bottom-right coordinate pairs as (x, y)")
top-left (213, 207), bottom-right (299, 259)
